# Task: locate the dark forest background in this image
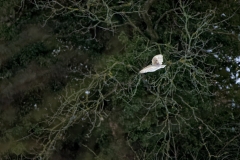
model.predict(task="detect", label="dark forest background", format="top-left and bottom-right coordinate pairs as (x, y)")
top-left (0, 0), bottom-right (240, 159)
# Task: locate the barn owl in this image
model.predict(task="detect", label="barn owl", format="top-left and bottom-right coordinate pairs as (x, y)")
top-left (139, 54), bottom-right (166, 73)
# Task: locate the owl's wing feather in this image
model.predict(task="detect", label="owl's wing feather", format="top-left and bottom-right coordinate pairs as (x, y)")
top-left (139, 65), bottom-right (165, 73)
top-left (152, 54), bottom-right (163, 65)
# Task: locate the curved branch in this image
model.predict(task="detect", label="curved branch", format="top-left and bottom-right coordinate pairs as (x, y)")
top-left (141, 0), bottom-right (159, 41)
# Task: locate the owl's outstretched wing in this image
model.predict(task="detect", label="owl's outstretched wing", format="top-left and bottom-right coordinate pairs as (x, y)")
top-left (152, 54), bottom-right (163, 65)
top-left (139, 65), bottom-right (166, 73)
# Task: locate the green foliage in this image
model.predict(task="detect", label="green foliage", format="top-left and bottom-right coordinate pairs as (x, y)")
top-left (96, 130), bottom-right (112, 149)
top-left (99, 1), bottom-right (239, 158)
top-left (0, 0), bottom-right (18, 40)
top-left (0, 42), bottom-right (50, 78)
top-left (17, 89), bottom-right (43, 117)
top-left (49, 78), bottom-right (65, 92)
top-left (0, 0), bottom-right (240, 159)
top-left (49, 12), bottom-right (103, 53)
top-left (0, 23), bottom-right (18, 40)
top-left (0, 0), bottom-right (39, 41)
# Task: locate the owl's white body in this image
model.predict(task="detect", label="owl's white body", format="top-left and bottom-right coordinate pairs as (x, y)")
top-left (139, 54), bottom-right (166, 74)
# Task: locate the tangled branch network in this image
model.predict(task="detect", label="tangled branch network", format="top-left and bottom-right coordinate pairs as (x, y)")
top-left (139, 54), bottom-right (166, 73)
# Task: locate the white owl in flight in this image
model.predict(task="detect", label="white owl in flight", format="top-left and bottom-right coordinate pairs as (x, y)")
top-left (139, 54), bottom-right (166, 74)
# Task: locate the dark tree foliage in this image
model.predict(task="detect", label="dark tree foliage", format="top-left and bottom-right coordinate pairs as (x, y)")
top-left (0, 0), bottom-right (239, 159)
